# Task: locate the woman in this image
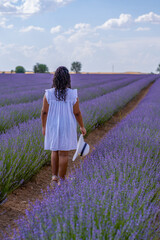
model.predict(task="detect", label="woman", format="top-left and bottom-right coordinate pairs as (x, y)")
top-left (41, 66), bottom-right (86, 186)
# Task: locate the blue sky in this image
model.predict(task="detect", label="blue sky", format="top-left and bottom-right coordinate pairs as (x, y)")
top-left (0, 0), bottom-right (160, 72)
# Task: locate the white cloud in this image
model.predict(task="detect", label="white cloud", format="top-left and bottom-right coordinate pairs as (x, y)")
top-left (74, 23), bottom-right (90, 30)
top-left (0, 17), bottom-right (13, 28)
top-left (0, 41), bottom-right (15, 55)
top-left (0, 0), bottom-right (40, 18)
top-left (50, 25), bottom-right (61, 34)
top-left (97, 13), bottom-right (132, 30)
top-left (72, 40), bottom-right (103, 59)
top-left (52, 25), bottom-right (105, 67)
top-left (63, 23), bottom-right (90, 36)
top-left (19, 45), bottom-right (36, 57)
top-left (20, 25), bottom-right (45, 32)
top-left (19, 0), bottom-right (40, 15)
top-left (63, 28), bottom-right (75, 35)
top-left (38, 45), bottom-right (53, 58)
top-left (55, 0), bottom-right (65, 2)
top-left (0, 1), bottom-right (20, 14)
top-left (135, 12), bottom-right (160, 24)
top-left (53, 34), bottom-right (84, 57)
top-left (0, 0), bottom-right (74, 17)
top-left (67, 30), bottom-right (87, 43)
top-left (136, 27), bottom-right (150, 31)
top-left (65, 23), bottom-right (94, 43)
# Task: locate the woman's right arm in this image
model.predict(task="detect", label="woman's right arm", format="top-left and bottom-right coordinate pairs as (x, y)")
top-left (73, 98), bottom-right (86, 136)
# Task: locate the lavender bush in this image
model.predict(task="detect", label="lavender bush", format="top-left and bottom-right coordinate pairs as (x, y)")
top-left (0, 89), bottom-right (46, 106)
top-left (0, 73), bottom-right (52, 95)
top-left (3, 78), bottom-right (160, 240)
top-left (77, 75), bottom-right (142, 102)
top-left (0, 100), bottom-right (43, 133)
top-left (0, 75), bottom-right (157, 203)
top-left (0, 118), bottom-right (50, 203)
top-left (80, 75), bottom-right (156, 134)
top-left (70, 73), bottom-right (139, 89)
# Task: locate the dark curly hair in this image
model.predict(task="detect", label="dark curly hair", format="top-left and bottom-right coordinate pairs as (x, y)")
top-left (52, 66), bottom-right (71, 101)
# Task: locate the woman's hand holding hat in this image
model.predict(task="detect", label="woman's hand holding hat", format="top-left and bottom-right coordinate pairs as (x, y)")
top-left (80, 126), bottom-right (86, 136)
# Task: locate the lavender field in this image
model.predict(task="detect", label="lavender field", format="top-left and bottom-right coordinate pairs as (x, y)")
top-left (1, 75), bottom-right (159, 239)
top-left (0, 74), bottom-right (156, 134)
top-left (0, 73), bottom-right (160, 239)
top-left (0, 73), bottom-right (158, 202)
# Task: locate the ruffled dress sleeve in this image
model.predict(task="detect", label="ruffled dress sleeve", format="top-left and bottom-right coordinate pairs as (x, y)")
top-left (73, 89), bottom-right (78, 105)
top-left (45, 89), bottom-right (50, 104)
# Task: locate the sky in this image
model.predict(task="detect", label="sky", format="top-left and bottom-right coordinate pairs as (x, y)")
top-left (0, 0), bottom-right (160, 73)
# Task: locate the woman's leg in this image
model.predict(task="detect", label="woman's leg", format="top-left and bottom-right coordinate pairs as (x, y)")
top-left (51, 151), bottom-right (59, 177)
top-left (58, 151), bottom-right (69, 180)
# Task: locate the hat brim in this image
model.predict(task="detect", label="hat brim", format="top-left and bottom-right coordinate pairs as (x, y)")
top-left (72, 134), bottom-right (84, 161)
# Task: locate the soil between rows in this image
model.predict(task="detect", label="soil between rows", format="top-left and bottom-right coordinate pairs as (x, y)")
top-left (0, 83), bottom-right (153, 238)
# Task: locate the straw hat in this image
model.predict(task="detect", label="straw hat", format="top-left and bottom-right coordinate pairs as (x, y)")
top-left (72, 134), bottom-right (90, 161)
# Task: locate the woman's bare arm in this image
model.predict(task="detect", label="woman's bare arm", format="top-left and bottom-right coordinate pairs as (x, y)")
top-left (41, 95), bottom-right (49, 130)
top-left (73, 98), bottom-right (86, 135)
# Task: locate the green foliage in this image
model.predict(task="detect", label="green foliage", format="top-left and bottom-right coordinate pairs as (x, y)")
top-left (33, 63), bottom-right (49, 73)
top-left (11, 70), bottom-right (14, 74)
top-left (156, 63), bottom-right (160, 73)
top-left (15, 66), bottom-right (26, 73)
top-left (71, 61), bottom-right (82, 73)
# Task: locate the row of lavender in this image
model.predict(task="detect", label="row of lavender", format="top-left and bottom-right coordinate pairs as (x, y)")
top-left (0, 74), bottom-right (148, 106)
top-left (0, 73), bottom-right (122, 97)
top-left (0, 73), bottom-right (140, 91)
top-left (0, 75), bottom-right (156, 203)
top-left (6, 78), bottom-right (160, 240)
top-left (0, 75), bottom-right (145, 133)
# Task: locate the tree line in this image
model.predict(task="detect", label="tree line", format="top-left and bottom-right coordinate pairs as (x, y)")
top-left (2, 62), bottom-right (160, 74)
top-left (11, 62), bottom-right (82, 74)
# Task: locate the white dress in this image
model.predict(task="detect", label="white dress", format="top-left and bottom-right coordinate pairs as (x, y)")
top-left (44, 88), bottom-right (78, 151)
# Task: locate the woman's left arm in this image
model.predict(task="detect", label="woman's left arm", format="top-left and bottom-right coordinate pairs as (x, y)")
top-left (41, 95), bottom-right (49, 136)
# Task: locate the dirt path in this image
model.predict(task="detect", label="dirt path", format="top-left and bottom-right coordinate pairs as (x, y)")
top-left (0, 83), bottom-right (153, 238)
